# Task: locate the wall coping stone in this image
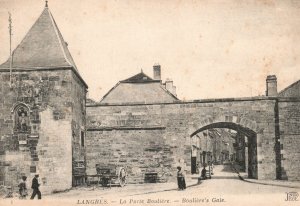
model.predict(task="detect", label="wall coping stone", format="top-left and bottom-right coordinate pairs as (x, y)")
top-left (86, 96), bottom-right (300, 107)
top-left (87, 126), bottom-right (166, 131)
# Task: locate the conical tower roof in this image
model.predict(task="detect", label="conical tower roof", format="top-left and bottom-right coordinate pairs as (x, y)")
top-left (0, 6), bottom-right (78, 71)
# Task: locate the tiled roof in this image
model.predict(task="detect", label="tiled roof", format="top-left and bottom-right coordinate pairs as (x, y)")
top-left (0, 7), bottom-right (77, 70)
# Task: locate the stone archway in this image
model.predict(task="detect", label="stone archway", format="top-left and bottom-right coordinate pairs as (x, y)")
top-left (188, 115), bottom-right (261, 179)
top-left (188, 115), bottom-right (259, 136)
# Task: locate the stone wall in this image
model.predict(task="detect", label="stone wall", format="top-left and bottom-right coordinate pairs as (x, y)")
top-left (86, 129), bottom-right (186, 184)
top-left (86, 98), bottom-right (280, 182)
top-left (70, 72), bottom-right (87, 185)
top-left (0, 69), bottom-right (86, 193)
top-left (278, 100), bottom-right (300, 181)
top-left (37, 108), bottom-right (72, 192)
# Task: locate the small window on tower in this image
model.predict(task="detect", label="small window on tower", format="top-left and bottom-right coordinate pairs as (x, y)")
top-left (30, 166), bottom-right (36, 173)
top-left (81, 131), bottom-right (85, 147)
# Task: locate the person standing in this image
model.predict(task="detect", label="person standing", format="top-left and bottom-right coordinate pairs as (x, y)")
top-left (30, 174), bottom-right (41, 200)
top-left (177, 166), bottom-right (186, 190)
top-left (211, 161), bottom-right (214, 175)
top-left (18, 176), bottom-right (28, 199)
top-left (201, 166), bottom-right (207, 180)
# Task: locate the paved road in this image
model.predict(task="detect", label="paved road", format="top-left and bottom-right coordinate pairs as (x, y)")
top-left (123, 164), bottom-right (300, 206)
top-left (3, 165), bottom-right (299, 206)
top-left (124, 164), bottom-right (299, 195)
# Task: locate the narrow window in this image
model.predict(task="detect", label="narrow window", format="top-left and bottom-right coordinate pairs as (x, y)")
top-left (81, 131), bottom-right (85, 147)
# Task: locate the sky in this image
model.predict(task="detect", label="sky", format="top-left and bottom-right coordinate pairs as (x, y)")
top-left (0, 0), bottom-right (300, 101)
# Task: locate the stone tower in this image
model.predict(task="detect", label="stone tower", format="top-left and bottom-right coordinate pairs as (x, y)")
top-left (0, 4), bottom-right (87, 193)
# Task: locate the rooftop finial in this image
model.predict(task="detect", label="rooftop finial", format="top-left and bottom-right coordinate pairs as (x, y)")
top-left (45, 0), bottom-right (48, 8)
top-left (8, 12), bottom-right (13, 88)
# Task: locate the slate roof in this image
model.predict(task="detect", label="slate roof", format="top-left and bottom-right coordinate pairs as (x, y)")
top-left (0, 7), bottom-right (78, 71)
top-left (278, 80), bottom-right (300, 97)
top-left (121, 71), bottom-right (160, 83)
top-left (100, 71), bottom-right (178, 104)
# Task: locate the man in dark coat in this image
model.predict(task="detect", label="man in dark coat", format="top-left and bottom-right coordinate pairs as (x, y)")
top-left (30, 174), bottom-right (41, 199)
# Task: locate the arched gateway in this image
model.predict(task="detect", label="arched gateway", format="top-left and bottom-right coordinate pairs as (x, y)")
top-left (184, 107), bottom-right (279, 180)
top-left (190, 121), bottom-right (258, 179)
top-left (86, 97), bottom-right (288, 182)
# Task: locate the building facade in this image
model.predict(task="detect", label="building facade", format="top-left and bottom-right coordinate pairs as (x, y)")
top-left (0, 5), bottom-right (87, 193)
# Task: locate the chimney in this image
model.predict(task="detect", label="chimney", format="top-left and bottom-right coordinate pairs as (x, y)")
top-left (153, 64), bottom-right (161, 80)
top-left (266, 75), bottom-right (277, 97)
top-left (165, 78), bottom-right (177, 97)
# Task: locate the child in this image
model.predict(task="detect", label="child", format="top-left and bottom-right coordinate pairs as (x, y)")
top-left (18, 176), bottom-right (28, 199)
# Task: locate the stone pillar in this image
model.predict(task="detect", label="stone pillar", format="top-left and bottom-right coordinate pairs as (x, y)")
top-left (245, 146), bottom-right (248, 173)
top-left (256, 133), bottom-right (262, 179)
top-left (256, 132), bottom-right (277, 180)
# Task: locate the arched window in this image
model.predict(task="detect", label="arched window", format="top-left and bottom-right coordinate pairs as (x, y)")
top-left (13, 104), bottom-right (30, 133)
